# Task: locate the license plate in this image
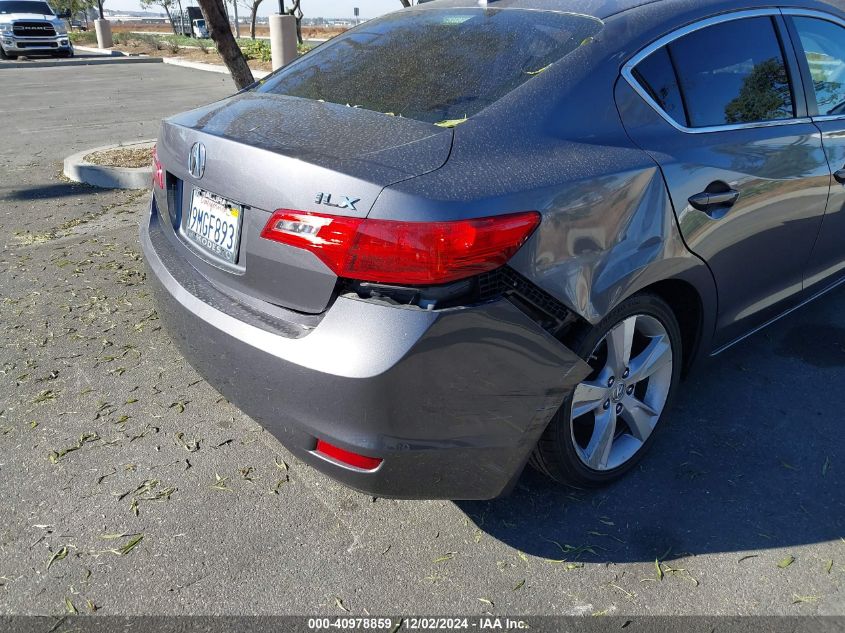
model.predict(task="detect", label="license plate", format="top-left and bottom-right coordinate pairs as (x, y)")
top-left (184, 188), bottom-right (243, 264)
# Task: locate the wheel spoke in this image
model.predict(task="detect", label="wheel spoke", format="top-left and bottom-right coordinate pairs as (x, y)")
top-left (584, 407), bottom-right (617, 470)
top-left (571, 381), bottom-right (608, 418)
top-left (628, 334), bottom-right (672, 384)
top-left (605, 316), bottom-right (637, 374)
top-left (621, 394), bottom-right (659, 442)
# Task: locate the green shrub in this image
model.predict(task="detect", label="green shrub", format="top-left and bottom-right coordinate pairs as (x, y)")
top-left (238, 38), bottom-right (272, 63)
top-left (233, 38), bottom-right (311, 61)
top-left (161, 34), bottom-right (201, 47)
top-left (69, 30), bottom-right (97, 45)
top-left (129, 32), bottom-right (162, 48)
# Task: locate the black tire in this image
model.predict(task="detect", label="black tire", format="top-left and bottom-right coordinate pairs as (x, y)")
top-left (530, 293), bottom-right (683, 488)
top-left (0, 46), bottom-right (15, 60)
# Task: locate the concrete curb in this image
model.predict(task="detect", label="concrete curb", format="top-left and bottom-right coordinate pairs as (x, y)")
top-left (0, 55), bottom-right (162, 69)
top-left (162, 56), bottom-right (270, 79)
top-left (73, 45), bottom-right (127, 56)
top-left (63, 140), bottom-right (156, 190)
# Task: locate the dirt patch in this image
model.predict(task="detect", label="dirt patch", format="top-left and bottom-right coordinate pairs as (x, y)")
top-left (84, 146), bottom-right (153, 169)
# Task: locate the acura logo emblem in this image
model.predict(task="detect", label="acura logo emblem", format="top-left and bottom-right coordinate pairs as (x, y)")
top-left (188, 142), bottom-right (206, 180)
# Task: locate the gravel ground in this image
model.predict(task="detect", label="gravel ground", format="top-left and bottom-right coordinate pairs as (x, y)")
top-left (83, 146), bottom-right (154, 169)
top-left (0, 64), bottom-right (843, 619)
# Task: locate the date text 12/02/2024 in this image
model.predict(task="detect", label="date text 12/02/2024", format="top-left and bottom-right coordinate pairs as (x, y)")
top-left (306, 618), bottom-right (530, 631)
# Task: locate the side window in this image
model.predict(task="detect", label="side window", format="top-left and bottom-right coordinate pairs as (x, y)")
top-left (791, 17), bottom-right (845, 116)
top-left (632, 16), bottom-right (795, 128)
top-left (632, 46), bottom-right (687, 126)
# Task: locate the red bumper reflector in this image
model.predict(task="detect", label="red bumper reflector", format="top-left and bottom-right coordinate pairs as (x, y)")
top-left (260, 209), bottom-right (540, 285)
top-left (315, 440), bottom-right (383, 471)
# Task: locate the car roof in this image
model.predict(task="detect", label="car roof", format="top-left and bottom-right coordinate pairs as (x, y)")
top-left (415, 0), bottom-right (845, 20)
top-left (413, 0), bottom-right (659, 19)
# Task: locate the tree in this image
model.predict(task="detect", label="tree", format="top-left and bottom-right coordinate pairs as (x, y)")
top-left (228, 0), bottom-right (240, 38)
top-left (140, 0), bottom-right (178, 35)
top-left (52, 0), bottom-right (98, 20)
top-left (246, 0), bottom-right (263, 39)
top-left (398, 0), bottom-right (410, 6)
top-left (724, 58), bottom-right (792, 125)
top-left (231, 0), bottom-right (258, 39)
top-left (197, 0), bottom-right (255, 89)
top-left (175, 0), bottom-right (184, 34)
top-left (286, 0), bottom-right (302, 45)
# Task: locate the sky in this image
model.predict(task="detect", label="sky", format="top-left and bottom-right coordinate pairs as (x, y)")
top-left (107, 0), bottom-right (409, 19)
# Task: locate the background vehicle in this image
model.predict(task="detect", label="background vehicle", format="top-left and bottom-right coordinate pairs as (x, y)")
top-left (0, 0), bottom-right (72, 59)
top-left (175, 6), bottom-right (209, 38)
top-left (142, 0), bottom-right (845, 499)
top-left (192, 18), bottom-right (208, 38)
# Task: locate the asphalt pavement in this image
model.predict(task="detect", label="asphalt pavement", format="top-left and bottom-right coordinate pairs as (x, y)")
top-left (0, 63), bottom-right (843, 618)
top-left (0, 52), bottom-right (162, 70)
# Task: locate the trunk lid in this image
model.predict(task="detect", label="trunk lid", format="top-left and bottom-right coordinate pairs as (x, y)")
top-left (156, 92), bottom-right (452, 314)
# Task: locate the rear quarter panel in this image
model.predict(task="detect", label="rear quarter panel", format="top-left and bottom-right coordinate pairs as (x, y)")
top-left (371, 13), bottom-right (717, 356)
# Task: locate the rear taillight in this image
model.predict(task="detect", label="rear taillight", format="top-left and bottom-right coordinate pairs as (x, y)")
top-left (315, 440), bottom-right (383, 471)
top-left (151, 145), bottom-right (165, 190)
top-left (260, 210), bottom-right (540, 285)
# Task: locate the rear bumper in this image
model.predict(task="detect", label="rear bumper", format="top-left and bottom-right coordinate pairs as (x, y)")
top-left (141, 199), bottom-right (590, 499)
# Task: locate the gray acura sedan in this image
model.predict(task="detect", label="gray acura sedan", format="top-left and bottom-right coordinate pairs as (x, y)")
top-left (142, 0), bottom-right (845, 498)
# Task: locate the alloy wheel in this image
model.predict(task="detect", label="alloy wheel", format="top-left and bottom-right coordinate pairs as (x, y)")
top-left (569, 314), bottom-right (673, 471)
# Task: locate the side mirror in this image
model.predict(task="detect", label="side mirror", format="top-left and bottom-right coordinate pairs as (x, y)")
top-left (57, 10), bottom-right (71, 18)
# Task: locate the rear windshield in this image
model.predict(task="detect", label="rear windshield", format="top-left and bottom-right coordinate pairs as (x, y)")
top-left (0, 1), bottom-right (54, 14)
top-left (253, 8), bottom-right (602, 125)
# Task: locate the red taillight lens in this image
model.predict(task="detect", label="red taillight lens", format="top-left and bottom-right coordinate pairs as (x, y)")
top-left (315, 440), bottom-right (383, 471)
top-left (261, 211), bottom-right (363, 274)
top-left (261, 210), bottom-right (540, 285)
top-left (151, 145), bottom-right (165, 190)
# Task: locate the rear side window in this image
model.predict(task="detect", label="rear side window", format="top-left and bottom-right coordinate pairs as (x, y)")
top-left (254, 8), bottom-right (603, 125)
top-left (632, 16), bottom-right (795, 128)
top-left (791, 16), bottom-right (845, 116)
top-left (632, 47), bottom-right (686, 126)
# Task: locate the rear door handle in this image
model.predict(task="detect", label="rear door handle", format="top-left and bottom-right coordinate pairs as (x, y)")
top-left (834, 169), bottom-right (845, 184)
top-left (688, 188), bottom-right (740, 215)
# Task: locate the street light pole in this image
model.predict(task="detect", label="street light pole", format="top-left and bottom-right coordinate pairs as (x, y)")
top-left (278, 0), bottom-right (284, 14)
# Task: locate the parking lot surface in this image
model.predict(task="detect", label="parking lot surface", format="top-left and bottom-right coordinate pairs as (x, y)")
top-left (0, 64), bottom-right (843, 617)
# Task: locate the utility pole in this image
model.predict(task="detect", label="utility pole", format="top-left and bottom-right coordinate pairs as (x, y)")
top-left (232, 0), bottom-right (240, 37)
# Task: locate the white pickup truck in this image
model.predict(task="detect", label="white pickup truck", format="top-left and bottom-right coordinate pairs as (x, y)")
top-left (0, 0), bottom-right (72, 59)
